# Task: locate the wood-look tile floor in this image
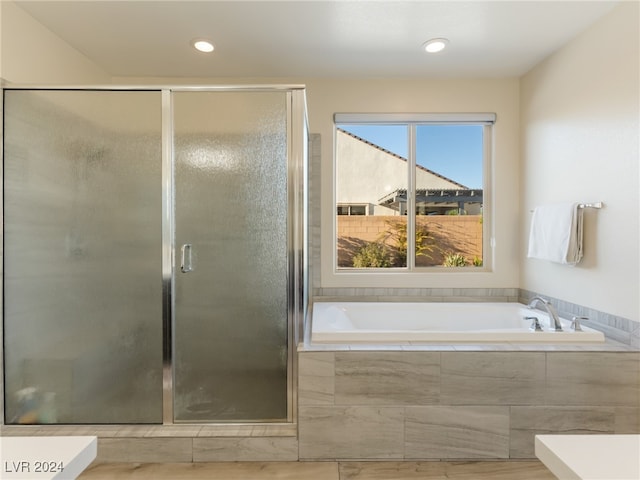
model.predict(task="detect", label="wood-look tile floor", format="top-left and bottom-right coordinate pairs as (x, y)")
top-left (79, 460), bottom-right (556, 479)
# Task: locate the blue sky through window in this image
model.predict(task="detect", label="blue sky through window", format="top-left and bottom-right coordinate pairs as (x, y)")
top-left (340, 124), bottom-right (483, 189)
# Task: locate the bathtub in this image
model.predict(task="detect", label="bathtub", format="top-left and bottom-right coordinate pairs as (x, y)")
top-left (311, 302), bottom-right (606, 343)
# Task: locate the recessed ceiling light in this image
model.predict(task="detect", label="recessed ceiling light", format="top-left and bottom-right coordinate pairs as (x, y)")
top-left (423, 38), bottom-right (449, 54)
top-left (192, 39), bottom-right (214, 53)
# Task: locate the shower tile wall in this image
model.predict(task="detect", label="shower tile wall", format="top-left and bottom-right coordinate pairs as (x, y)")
top-left (309, 134), bottom-right (322, 291)
top-left (0, 424), bottom-right (300, 463)
top-left (298, 350), bottom-right (640, 460)
top-left (95, 436), bottom-right (298, 463)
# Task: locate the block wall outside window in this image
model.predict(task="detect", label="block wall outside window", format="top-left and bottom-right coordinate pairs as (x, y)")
top-left (337, 215), bottom-right (482, 268)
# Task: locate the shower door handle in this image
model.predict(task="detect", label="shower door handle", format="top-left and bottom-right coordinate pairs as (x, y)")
top-left (180, 244), bottom-right (193, 273)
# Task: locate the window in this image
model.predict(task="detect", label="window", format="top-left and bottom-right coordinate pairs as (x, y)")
top-left (335, 113), bottom-right (494, 270)
top-left (337, 204), bottom-right (368, 216)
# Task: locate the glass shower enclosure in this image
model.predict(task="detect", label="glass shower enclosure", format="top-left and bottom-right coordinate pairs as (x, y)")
top-left (2, 86), bottom-right (307, 424)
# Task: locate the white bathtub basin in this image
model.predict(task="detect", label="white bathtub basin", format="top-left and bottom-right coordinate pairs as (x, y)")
top-left (311, 302), bottom-right (606, 344)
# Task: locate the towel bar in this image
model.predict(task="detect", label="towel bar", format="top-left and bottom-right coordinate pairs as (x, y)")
top-left (577, 202), bottom-right (603, 209)
top-left (530, 202), bottom-right (603, 213)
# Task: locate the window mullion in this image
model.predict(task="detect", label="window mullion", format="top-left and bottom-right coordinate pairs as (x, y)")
top-left (407, 124), bottom-right (417, 270)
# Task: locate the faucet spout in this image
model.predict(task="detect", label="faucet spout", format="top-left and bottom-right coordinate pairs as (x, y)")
top-left (527, 296), bottom-right (563, 332)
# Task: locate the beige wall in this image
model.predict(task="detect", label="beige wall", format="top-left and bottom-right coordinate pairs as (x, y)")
top-left (109, 77), bottom-right (519, 290)
top-left (0, 1), bottom-right (109, 84)
top-left (92, 75), bottom-right (522, 290)
top-left (0, 2), bottom-right (520, 292)
top-left (520, 2), bottom-right (639, 321)
top-left (309, 78), bottom-right (519, 288)
top-left (0, 3), bottom-right (522, 291)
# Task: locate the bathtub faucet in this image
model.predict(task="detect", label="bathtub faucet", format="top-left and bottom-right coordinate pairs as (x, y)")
top-left (527, 296), bottom-right (563, 332)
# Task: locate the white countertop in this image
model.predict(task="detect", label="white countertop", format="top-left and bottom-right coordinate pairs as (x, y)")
top-left (0, 436), bottom-right (97, 479)
top-left (535, 434), bottom-right (640, 480)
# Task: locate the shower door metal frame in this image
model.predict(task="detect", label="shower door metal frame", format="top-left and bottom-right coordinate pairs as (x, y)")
top-left (0, 84), bottom-right (307, 426)
top-left (161, 89), bottom-right (174, 424)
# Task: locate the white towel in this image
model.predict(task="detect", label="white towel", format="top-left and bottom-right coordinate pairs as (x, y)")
top-left (527, 202), bottom-right (584, 265)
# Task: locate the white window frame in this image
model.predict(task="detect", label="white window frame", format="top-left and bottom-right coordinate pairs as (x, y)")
top-left (328, 112), bottom-right (496, 287)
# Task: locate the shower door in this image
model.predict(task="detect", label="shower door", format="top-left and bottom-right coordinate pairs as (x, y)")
top-left (3, 90), bottom-right (164, 424)
top-left (172, 90), bottom-right (290, 422)
top-left (3, 87), bottom-right (300, 425)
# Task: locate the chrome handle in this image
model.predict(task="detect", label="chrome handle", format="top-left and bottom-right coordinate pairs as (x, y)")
top-left (571, 316), bottom-right (587, 332)
top-left (181, 244), bottom-right (193, 273)
top-left (525, 316), bottom-right (543, 332)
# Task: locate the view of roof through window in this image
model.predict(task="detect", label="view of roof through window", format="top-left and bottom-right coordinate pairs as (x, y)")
top-left (340, 124), bottom-right (483, 189)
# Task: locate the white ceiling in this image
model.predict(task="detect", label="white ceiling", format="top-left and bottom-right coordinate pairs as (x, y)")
top-left (15, 1), bottom-right (618, 78)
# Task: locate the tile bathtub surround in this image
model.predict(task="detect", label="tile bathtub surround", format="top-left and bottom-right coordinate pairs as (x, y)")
top-left (312, 288), bottom-right (520, 303)
top-left (546, 353), bottom-right (640, 405)
top-left (509, 406), bottom-right (619, 458)
top-left (297, 350), bottom-right (640, 461)
top-left (335, 352), bottom-right (440, 405)
top-left (404, 406), bottom-right (510, 459)
top-left (440, 352), bottom-right (546, 405)
top-left (298, 406), bottom-right (405, 459)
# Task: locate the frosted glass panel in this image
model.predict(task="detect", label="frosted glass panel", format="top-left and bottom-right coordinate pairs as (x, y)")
top-left (173, 91), bottom-right (288, 422)
top-left (3, 90), bottom-right (163, 424)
